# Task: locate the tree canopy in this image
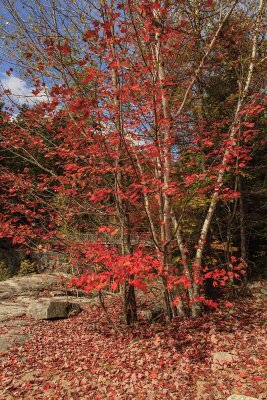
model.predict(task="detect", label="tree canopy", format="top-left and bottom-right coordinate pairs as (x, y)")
top-left (0, 0), bottom-right (266, 323)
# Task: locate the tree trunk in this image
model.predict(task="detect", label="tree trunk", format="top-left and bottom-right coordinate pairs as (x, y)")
top-left (238, 175), bottom-right (248, 282)
top-left (192, 0), bottom-right (263, 316)
top-left (238, 176), bottom-right (247, 261)
top-left (105, 7), bottom-right (138, 326)
top-left (124, 279), bottom-right (137, 325)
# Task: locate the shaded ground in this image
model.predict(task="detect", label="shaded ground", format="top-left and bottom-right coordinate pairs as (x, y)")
top-left (0, 281), bottom-right (266, 400)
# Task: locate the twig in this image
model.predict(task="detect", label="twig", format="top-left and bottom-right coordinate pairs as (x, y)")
top-left (98, 291), bottom-right (120, 334)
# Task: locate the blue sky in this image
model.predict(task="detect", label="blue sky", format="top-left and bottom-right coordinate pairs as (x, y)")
top-left (0, 0), bottom-right (99, 109)
top-left (0, 0), bottom-right (38, 108)
top-left (0, 0), bottom-right (119, 110)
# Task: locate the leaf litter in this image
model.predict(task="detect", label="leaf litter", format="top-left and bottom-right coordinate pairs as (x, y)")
top-left (0, 286), bottom-right (266, 400)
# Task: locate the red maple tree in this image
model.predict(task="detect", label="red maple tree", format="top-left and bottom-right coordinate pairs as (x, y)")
top-left (0, 0), bottom-right (265, 323)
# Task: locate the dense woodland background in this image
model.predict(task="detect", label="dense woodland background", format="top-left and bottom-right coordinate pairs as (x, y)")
top-left (0, 0), bottom-right (266, 323)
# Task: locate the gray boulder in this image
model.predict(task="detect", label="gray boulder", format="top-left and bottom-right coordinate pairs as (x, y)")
top-left (227, 396), bottom-right (258, 400)
top-left (139, 308), bottom-right (163, 322)
top-left (52, 288), bottom-right (87, 298)
top-left (27, 299), bottom-right (80, 319)
top-left (212, 351), bottom-right (234, 371)
top-left (260, 285), bottom-right (267, 295)
top-left (0, 301), bottom-right (27, 322)
top-left (0, 273), bottom-right (71, 300)
top-left (213, 351), bottom-right (234, 363)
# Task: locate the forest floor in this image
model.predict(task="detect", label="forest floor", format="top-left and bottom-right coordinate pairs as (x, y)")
top-left (0, 281), bottom-right (266, 400)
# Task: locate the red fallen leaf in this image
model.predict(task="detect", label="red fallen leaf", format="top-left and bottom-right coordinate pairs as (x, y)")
top-left (43, 383), bottom-right (51, 390)
top-left (251, 376), bottom-right (264, 382)
top-left (80, 377), bottom-right (88, 385)
top-left (239, 371), bottom-right (248, 378)
top-left (150, 371), bottom-right (158, 379)
top-left (203, 299), bottom-right (218, 308)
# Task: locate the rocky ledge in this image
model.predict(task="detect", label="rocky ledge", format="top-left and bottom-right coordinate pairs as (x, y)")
top-left (0, 274), bottom-right (94, 354)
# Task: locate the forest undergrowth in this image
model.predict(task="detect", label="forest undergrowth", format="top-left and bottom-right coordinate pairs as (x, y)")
top-left (0, 281), bottom-right (266, 400)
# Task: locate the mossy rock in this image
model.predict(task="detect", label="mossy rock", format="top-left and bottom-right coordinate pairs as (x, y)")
top-left (0, 261), bottom-right (12, 281)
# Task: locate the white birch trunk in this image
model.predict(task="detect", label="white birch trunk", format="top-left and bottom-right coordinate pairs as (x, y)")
top-left (192, 0), bottom-right (264, 316)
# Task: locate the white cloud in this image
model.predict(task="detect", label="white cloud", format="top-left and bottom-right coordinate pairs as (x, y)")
top-left (1, 74), bottom-right (49, 106)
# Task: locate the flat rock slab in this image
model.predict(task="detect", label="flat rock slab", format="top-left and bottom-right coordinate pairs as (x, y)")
top-left (0, 319), bottom-right (29, 328)
top-left (0, 301), bottom-right (28, 322)
top-left (213, 351), bottom-right (234, 363)
top-left (212, 351), bottom-right (235, 371)
top-left (0, 274), bottom-right (85, 355)
top-left (0, 331), bottom-right (29, 353)
top-left (27, 299), bottom-right (81, 319)
top-left (0, 273), bottom-right (71, 300)
top-left (0, 319), bottom-right (30, 353)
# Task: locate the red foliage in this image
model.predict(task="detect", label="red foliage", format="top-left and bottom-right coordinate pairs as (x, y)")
top-left (0, 0), bottom-right (265, 318)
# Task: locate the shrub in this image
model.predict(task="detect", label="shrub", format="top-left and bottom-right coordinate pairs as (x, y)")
top-left (18, 259), bottom-right (36, 276)
top-left (0, 260), bottom-right (11, 281)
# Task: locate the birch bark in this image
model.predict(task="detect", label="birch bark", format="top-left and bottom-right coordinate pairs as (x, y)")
top-left (192, 0), bottom-right (264, 316)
